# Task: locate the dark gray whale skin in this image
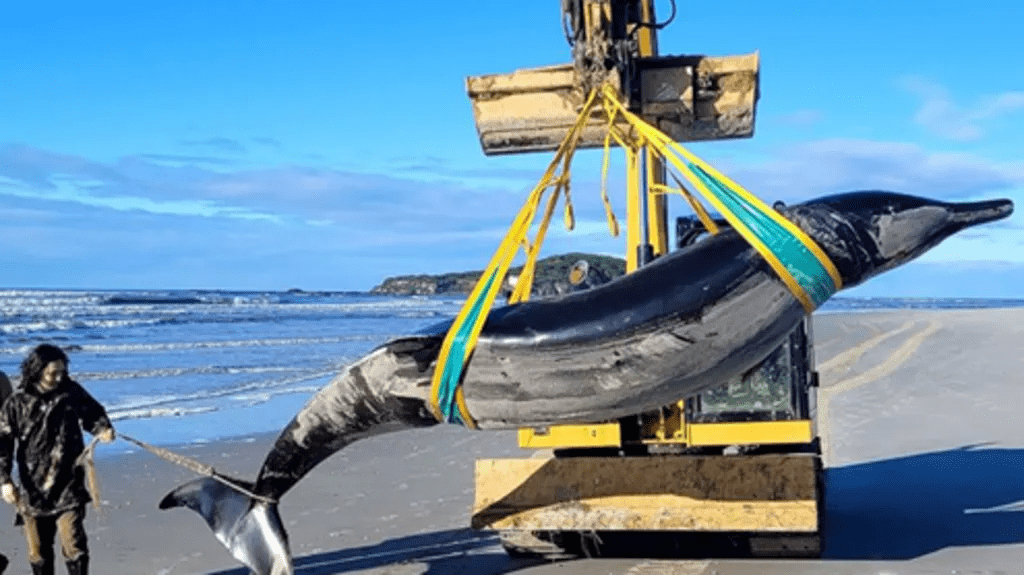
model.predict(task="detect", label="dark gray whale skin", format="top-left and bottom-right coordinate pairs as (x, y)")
top-left (160, 191), bottom-right (1012, 575)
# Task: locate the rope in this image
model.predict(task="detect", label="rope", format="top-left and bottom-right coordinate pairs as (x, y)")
top-left (77, 437), bottom-right (102, 511)
top-left (118, 433), bottom-right (277, 504)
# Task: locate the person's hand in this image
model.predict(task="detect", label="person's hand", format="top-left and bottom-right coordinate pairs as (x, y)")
top-left (1, 483), bottom-right (16, 506)
top-left (98, 427), bottom-right (116, 444)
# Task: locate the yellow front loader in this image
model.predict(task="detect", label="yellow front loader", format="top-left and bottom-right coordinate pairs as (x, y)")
top-left (466, 0), bottom-right (823, 559)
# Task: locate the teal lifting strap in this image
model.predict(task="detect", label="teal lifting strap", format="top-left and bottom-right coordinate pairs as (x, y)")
top-left (433, 269), bottom-right (501, 425)
top-left (688, 164), bottom-right (839, 308)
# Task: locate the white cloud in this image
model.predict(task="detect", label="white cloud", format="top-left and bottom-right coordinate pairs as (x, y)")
top-left (901, 77), bottom-right (1024, 141)
top-left (0, 175), bottom-right (280, 221)
top-left (726, 138), bottom-right (1024, 202)
top-left (2, 138), bottom-right (1021, 291)
top-left (0, 144), bottom-right (531, 233)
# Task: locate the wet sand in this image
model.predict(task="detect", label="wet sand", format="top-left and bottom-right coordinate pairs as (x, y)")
top-left (2, 308), bottom-right (1023, 574)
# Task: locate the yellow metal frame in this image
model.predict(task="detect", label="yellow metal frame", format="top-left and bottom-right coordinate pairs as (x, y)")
top-left (687, 421), bottom-right (814, 447)
top-left (624, 146), bottom-right (643, 272)
top-left (519, 418), bottom-right (814, 450)
top-left (518, 423), bottom-right (622, 449)
top-left (636, 0), bottom-right (669, 267)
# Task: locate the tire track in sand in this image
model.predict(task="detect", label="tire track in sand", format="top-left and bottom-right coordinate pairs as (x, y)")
top-left (818, 319), bottom-right (942, 464)
top-left (625, 560), bottom-right (711, 575)
top-left (816, 320), bottom-right (917, 377)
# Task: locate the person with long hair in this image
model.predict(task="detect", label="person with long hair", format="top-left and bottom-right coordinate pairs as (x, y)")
top-left (0, 345), bottom-right (114, 575)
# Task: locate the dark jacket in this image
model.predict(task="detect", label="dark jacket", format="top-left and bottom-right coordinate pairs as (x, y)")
top-left (0, 377), bottom-right (112, 516)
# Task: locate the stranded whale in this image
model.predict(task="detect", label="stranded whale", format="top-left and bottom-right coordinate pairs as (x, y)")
top-left (160, 190), bottom-right (1013, 575)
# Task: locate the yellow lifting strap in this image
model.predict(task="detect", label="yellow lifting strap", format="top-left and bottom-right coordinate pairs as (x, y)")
top-left (427, 90), bottom-right (601, 427)
top-left (429, 85), bottom-right (843, 427)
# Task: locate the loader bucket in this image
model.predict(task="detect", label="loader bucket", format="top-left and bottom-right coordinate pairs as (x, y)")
top-left (466, 63), bottom-right (629, 156)
top-left (466, 52), bottom-right (760, 156)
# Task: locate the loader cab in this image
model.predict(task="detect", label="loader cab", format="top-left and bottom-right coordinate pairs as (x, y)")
top-left (677, 214), bottom-right (817, 431)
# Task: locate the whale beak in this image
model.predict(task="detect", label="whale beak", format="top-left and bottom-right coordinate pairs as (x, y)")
top-left (948, 198), bottom-right (1014, 228)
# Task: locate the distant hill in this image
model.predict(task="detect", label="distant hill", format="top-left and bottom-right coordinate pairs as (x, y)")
top-left (370, 252), bottom-right (626, 296)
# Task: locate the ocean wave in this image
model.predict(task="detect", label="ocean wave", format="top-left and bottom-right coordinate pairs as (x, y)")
top-left (0, 290), bottom-right (104, 303)
top-left (75, 335), bottom-right (382, 354)
top-left (228, 383), bottom-right (327, 407)
top-left (0, 334), bottom-right (384, 356)
top-left (101, 292), bottom-right (291, 306)
top-left (102, 365), bottom-right (340, 415)
top-left (76, 363), bottom-right (302, 382)
top-left (102, 295), bottom-right (205, 305)
top-left (3, 289), bottom-right (459, 310)
top-left (0, 316), bottom-right (166, 336)
top-left (0, 301), bottom-right (453, 337)
top-left (109, 405), bottom-right (219, 421)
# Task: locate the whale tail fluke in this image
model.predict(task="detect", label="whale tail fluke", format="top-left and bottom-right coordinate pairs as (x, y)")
top-left (160, 477), bottom-right (293, 575)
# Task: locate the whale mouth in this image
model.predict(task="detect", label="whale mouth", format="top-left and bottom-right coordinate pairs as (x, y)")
top-left (948, 198), bottom-right (1014, 227)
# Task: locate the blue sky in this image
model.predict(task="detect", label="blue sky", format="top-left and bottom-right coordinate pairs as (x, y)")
top-left (2, 1), bottom-right (1022, 296)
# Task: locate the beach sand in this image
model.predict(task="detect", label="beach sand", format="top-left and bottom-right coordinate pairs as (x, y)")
top-left (2, 308), bottom-right (1023, 574)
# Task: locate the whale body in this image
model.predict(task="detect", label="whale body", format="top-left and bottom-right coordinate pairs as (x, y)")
top-left (160, 190), bottom-right (1013, 575)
